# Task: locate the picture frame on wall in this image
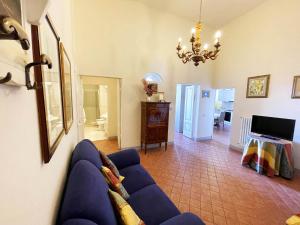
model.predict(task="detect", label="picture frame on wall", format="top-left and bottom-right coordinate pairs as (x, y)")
top-left (59, 43), bottom-right (73, 134)
top-left (292, 76), bottom-right (300, 98)
top-left (31, 15), bottom-right (64, 163)
top-left (246, 74), bottom-right (270, 98)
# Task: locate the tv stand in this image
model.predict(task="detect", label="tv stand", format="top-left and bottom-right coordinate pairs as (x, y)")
top-left (260, 135), bottom-right (280, 141)
top-left (242, 135), bottom-right (294, 179)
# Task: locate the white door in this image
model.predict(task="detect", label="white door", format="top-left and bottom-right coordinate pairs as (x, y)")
top-left (183, 86), bottom-right (194, 138)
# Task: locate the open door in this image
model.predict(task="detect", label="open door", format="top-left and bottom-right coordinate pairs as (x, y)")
top-left (183, 86), bottom-right (194, 138)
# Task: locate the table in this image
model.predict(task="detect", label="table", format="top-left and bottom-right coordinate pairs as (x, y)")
top-left (241, 134), bottom-right (294, 179)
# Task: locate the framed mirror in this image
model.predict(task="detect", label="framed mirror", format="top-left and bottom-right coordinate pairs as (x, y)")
top-left (31, 15), bottom-right (64, 163)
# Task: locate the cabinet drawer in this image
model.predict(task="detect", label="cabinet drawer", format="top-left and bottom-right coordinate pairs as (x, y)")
top-left (146, 127), bottom-right (168, 142)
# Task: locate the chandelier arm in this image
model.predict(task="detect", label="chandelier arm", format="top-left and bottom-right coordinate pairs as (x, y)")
top-left (190, 39), bottom-right (197, 55)
top-left (177, 49), bottom-right (187, 59)
top-left (177, 52), bottom-right (184, 59)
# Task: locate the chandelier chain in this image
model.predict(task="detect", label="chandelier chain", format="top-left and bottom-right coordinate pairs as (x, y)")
top-left (199, 0), bottom-right (203, 22)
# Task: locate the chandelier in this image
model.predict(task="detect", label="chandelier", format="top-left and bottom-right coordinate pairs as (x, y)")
top-left (176, 0), bottom-right (222, 66)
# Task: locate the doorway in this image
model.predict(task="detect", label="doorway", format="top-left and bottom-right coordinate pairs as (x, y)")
top-left (213, 88), bottom-right (235, 145)
top-left (80, 76), bottom-right (121, 152)
top-left (175, 84), bottom-right (215, 141)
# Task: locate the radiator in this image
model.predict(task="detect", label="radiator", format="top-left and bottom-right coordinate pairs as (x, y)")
top-left (239, 117), bottom-right (252, 146)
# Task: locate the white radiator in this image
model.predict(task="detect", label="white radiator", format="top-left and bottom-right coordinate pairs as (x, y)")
top-left (239, 117), bottom-right (252, 146)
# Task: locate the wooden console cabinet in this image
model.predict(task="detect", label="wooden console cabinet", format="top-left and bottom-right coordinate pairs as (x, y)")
top-left (141, 102), bottom-right (170, 153)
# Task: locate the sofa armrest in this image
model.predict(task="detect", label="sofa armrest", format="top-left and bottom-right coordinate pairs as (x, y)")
top-left (108, 149), bottom-right (140, 170)
top-left (160, 213), bottom-right (205, 225)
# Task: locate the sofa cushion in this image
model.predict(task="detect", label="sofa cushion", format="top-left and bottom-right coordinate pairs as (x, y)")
top-left (160, 213), bottom-right (205, 225)
top-left (108, 149), bottom-right (140, 170)
top-left (62, 219), bottom-right (99, 225)
top-left (119, 164), bottom-right (155, 194)
top-left (71, 140), bottom-right (102, 169)
top-left (57, 160), bottom-right (118, 225)
top-left (128, 184), bottom-right (180, 225)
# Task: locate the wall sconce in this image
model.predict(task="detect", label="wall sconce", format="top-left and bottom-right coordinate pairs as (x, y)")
top-left (0, 72), bottom-right (12, 84)
top-left (25, 54), bottom-right (52, 90)
top-left (0, 16), bottom-right (30, 50)
top-left (25, 0), bottom-right (51, 25)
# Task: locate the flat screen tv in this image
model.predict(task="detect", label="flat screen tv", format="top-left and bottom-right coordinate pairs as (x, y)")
top-left (251, 115), bottom-right (296, 141)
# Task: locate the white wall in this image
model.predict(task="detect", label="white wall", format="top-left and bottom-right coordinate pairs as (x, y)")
top-left (73, 0), bottom-right (216, 148)
top-left (214, 0), bottom-right (300, 168)
top-left (0, 0), bottom-right (78, 224)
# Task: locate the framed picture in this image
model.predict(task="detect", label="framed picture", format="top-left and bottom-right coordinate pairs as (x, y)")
top-left (0, 0), bottom-right (22, 24)
top-left (59, 43), bottom-right (73, 133)
top-left (292, 76), bottom-right (300, 99)
top-left (202, 90), bottom-right (210, 98)
top-left (246, 75), bottom-right (270, 98)
top-left (31, 15), bottom-right (64, 163)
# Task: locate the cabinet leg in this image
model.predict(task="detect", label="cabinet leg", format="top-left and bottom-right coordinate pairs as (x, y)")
top-left (165, 142), bottom-right (167, 151)
top-left (159, 142), bottom-right (162, 148)
top-left (145, 144), bottom-right (147, 154)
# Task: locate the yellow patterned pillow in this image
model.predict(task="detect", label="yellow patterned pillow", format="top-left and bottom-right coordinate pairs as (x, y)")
top-left (286, 215), bottom-right (300, 225)
top-left (101, 166), bottom-right (130, 200)
top-left (108, 189), bottom-right (145, 225)
top-left (99, 151), bottom-right (125, 182)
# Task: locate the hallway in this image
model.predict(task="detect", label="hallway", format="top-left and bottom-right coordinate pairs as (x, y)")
top-left (213, 124), bottom-right (231, 146)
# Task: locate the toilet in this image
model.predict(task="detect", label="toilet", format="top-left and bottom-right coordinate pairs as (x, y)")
top-left (96, 113), bottom-right (108, 131)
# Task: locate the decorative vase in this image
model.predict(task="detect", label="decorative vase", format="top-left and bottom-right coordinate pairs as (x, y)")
top-left (146, 96), bottom-right (151, 102)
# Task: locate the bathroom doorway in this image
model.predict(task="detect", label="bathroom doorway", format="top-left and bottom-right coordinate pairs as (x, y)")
top-left (80, 76), bottom-right (121, 152)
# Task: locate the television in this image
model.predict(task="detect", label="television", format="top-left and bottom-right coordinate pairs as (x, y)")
top-left (251, 115), bottom-right (296, 141)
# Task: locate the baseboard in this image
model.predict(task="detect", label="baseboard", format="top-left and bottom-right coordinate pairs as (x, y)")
top-left (194, 136), bottom-right (213, 141)
top-left (108, 136), bottom-right (118, 140)
top-left (229, 144), bottom-right (243, 152)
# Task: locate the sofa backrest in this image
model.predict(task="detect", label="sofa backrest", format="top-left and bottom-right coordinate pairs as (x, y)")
top-left (71, 139), bottom-right (103, 169)
top-left (57, 160), bottom-right (118, 225)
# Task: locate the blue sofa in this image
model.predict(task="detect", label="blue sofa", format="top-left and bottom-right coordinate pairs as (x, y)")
top-left (57, 140), bottom-right (205, 225)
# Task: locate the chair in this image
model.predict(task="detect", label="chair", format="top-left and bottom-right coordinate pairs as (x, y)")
top-left (214, 111), bottom-right (225, 128)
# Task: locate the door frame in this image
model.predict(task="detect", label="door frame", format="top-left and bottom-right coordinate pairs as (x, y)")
top-left (77, 75), bottom-right (122, 149)
top-left (175, 83), bottom-right (201, 139)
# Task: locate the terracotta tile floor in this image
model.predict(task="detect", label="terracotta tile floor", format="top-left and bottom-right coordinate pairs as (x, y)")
top-left (94, 139), bottom-right (119, 154)
top-left (93, 133), bottom-right (300, 225)
top-left (213, 124), bottom-right (231, 146)
top-left (139, 133), bottom-right (300, 225)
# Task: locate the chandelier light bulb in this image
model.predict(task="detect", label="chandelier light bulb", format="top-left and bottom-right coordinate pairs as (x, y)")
top-left (215, 30), bottom-right (222, 39)
top-left (182, 46), bottom-right (187, 51)
top-left (203, 43), bottom-right (209, 50)
top-left (178, 37), bottom-right (182, 43)
top-left (191, 28), bottom-right (196, 34)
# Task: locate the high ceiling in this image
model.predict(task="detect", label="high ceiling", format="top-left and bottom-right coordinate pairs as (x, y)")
top-left (133, 0), bottom-right (267, 28)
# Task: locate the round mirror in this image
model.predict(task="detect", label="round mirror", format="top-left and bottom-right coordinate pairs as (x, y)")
top-left (143, 72), bottom-right (163, 84)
